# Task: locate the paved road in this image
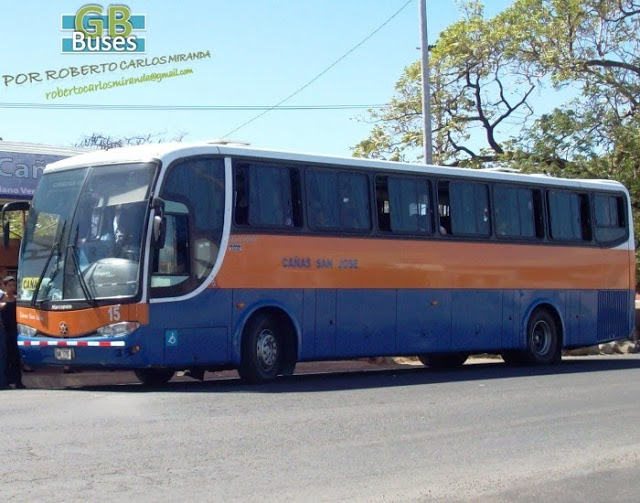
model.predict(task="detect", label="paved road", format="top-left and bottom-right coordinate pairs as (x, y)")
top-left (2, 356), bottom-right (640, 502)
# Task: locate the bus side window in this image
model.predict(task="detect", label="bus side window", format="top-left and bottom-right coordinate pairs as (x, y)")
top-left (289, 169), bottom-right (303, 227)
top-left (438, 182), bottom-right (451, 235)
top-left (437, 182), bottom-right (452, 235)
top-left (339, 172), bottom-right (370, 231)
top-left (594, 193), bottom-right (627, 243)
top-left (493, 185), bottom-right (542, 239)
top-left (375, 176), bottom-right (391, 232)
top-left (547, 190), bottom-right (592, 242)
top-left (234, 169), bottom-right (249, 226)
top-left (449, 181), bottom-right (490, 237)
top-left (235, 163), bottom-right (300, 228)
top-left (378, 175), bottom-right (433, 234)
top-left (307, 170), bottom-right (336, 229)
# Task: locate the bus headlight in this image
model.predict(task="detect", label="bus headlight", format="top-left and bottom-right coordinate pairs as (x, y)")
top-left (18, 324), bottom-right (38, 337)
top-left (97, 322), bottom-right (140, 337)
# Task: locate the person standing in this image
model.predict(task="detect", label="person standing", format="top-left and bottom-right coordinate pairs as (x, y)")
top-left (0, 276), bottom-right (7, 389)
top-left (0, 311), bottom-right (6, 389)
top-left (1, 276), bottom-right (24, 389)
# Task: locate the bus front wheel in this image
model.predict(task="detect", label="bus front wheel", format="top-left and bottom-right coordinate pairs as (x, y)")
top-left (238, 314), bottom-right (283, 384)
top-left (134, 369), bottom-right (175, 386)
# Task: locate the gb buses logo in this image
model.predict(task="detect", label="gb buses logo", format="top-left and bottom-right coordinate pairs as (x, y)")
top-left (61, 4), bottom-right (146, 54)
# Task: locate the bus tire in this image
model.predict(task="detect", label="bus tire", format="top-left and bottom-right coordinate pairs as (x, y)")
top-left (418, 352), bottom-right (469, 369)
top-left (238, 314), bottom-right (283, 384)
top-left (523, 308), bottom-right (561, 365)
top-left (134, 368), bottom-right (175, 386)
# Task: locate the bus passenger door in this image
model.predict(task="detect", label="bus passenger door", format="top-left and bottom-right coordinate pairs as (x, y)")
top-left (314, 290), bottom-right (336, 358)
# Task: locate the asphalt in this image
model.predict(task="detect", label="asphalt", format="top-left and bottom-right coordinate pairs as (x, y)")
top-left (19, 358), bottom-right (422, 389)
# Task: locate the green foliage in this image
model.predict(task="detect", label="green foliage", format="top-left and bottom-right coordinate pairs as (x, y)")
top-left (354, 0), bottom-right (540, 166)
top-left (354, 0), bottom-right (640, 279)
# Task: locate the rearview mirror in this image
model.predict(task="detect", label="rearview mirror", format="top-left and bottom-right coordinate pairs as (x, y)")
top-left (1, 201), bottom-right (30, 248)
top-left (3, 221), bottom-right (9, 249)
top-left (151, 198), bottom-right (166, 249)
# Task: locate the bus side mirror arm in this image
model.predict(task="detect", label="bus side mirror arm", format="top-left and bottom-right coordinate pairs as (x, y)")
top-left (151, 198), bottom-right (166, 249)
top-left (2, 221), bottom-right (9, 249)
top-left (1, 201), bottom-right (30, 248)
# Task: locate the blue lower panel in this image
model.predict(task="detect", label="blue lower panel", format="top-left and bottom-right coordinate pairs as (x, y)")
top-left (164, 327), bottom-right (228, 366)
top-left (313, 289), bottom-right (336, 359)
top-left (335, 290), bottom-right (396, 357)
top-left (19, 287), bottom-right (633, 370)
top-left (451, 290), bottom-right (502, 351)
top-left (396, 290), bottom-right (451, 354)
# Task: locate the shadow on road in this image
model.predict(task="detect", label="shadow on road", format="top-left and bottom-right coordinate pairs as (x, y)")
top-left (45, 355), bottom-right (640, 394)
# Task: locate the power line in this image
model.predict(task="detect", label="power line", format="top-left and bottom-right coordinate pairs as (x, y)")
top-left (0, 102), bottom-right (385, 111)
top-left (222, 0), bottom-right (415, 138)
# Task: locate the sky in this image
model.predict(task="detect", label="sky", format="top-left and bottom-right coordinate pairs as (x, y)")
top-left (1, 0), bottom-right (516, 157)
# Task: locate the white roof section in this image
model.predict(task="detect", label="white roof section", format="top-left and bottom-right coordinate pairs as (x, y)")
top-left (45, 141), bottom-right (628, 193)
top-left (0, 140), bottom-right (87, 156)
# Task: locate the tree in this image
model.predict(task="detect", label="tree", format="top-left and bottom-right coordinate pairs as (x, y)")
top-left (354, 0), bottom-right (640, 274)
top-left (76, 131), bottom-right (187, 150)
top-left (355, 0), bottom-right (639, 169)
top-left (503, 0), bottom-right (639, 164)
top-left (354, 1), bottom-right (540, 166)
top-left (508, 0), bottom-right (640, 263)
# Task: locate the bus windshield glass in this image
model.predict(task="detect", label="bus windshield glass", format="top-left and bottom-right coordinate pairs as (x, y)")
top-left (19, 162), bottom-right (157, 303)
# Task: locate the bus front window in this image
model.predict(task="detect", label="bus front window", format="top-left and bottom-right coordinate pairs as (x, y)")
top-left (19, 163), bottom-right (157, 304)
top-left (150, 157), bottom-right (225, 298)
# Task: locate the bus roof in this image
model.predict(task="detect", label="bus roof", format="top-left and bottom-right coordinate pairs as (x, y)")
top-left (44, 140), bottom-right (628, 194)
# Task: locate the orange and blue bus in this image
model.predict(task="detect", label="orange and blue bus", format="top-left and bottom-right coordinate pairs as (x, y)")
top-left (9, 141), bottom-right (635, 384)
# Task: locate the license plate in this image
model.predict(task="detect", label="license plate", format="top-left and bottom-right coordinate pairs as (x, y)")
top-left (54, 348), bottom-right (75, 361)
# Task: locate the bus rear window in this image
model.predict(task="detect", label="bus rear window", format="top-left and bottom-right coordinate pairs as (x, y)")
top-left (594, 194), bottom-right (627, 243)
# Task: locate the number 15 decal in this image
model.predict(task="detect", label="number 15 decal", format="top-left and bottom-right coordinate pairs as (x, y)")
top-left (108, 306), bottom-right (121, 322)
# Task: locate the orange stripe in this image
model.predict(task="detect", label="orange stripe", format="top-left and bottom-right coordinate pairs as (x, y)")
top-left (17, 303), bottom-right (149, 338)
top-left (217, 234), bottom-right (633, 290)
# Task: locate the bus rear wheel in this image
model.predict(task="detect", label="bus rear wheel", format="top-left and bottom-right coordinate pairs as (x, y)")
top-left (524, 309), bottom-right (561, 364)
top-left (238, 314), bottom-right (283, 384)
top-left (134, 369), bottom-right (175, 386)
top-left (418, 352), bottom-right (469, 369)
top-left (503, 309), bottom-right (561, 366)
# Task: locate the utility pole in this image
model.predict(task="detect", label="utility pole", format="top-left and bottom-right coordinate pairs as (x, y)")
top-left (419, 0), bottom-right (433, 164)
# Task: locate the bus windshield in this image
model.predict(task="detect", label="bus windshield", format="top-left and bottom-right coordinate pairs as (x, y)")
top-left (19, 162), bottom-right (157, 304)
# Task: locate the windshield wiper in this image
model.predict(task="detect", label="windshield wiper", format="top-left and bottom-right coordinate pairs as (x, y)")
top-left (67, 230), bottom-right (95, 306)
top-left (31, 220), bottom-right (66, 307)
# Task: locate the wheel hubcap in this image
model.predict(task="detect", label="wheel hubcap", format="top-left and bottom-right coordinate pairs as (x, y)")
top-left (256, 329), bottom-right (278, 371)
top-left (531, 320), bottom-right (552, 355)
